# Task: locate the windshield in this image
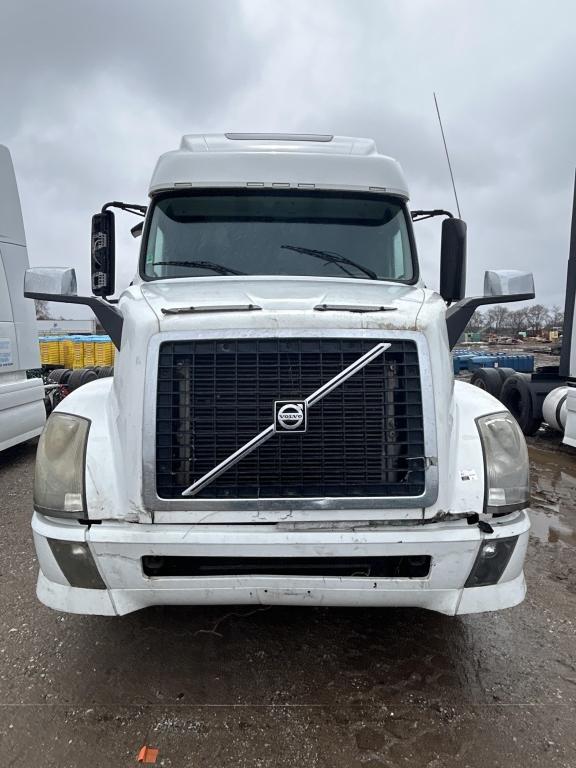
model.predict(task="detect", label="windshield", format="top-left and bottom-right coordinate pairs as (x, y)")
top-left (142, 190), bottom-right (416, 282)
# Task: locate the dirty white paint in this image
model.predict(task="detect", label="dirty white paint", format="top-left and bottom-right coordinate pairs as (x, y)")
top-left (30, 135), bottom-right (531, 616)
top-left (31, 508), bottom-right (530, 616)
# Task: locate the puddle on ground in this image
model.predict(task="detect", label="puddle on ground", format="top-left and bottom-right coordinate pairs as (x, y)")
top-left (528, 445), bottom-right (576, 546)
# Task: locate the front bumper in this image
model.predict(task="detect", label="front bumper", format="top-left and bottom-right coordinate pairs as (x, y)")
top-left (32, 510), bottom-right (530, 616)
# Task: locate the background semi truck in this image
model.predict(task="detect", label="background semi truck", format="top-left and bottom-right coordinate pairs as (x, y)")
top-left (19, 133), bottom-right (536, 616)
top-left (0, 146), bottom-right (45, 451)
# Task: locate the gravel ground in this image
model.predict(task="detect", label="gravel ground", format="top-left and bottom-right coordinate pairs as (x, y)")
top-left (1, 437), bottom-right (575, 768)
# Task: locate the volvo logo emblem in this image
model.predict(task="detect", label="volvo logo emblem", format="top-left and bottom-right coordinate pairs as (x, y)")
top-left (274, 401), bottom-right (307, 432)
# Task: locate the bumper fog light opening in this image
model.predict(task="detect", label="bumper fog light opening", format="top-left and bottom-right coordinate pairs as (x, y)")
top-left (47, 538), bottom-right (106, 590)
top-left (465, 536), bottom-right (518, 588)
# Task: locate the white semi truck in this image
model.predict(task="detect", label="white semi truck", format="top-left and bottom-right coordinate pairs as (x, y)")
top-left (22, 133), bottom-right (535, 616)
top-left (0, 146), bottom-right (45, 451)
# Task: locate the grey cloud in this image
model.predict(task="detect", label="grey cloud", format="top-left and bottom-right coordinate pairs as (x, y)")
top-left (1, 0), bottom-right (266, 137)
top-left (1, 0), bottom-right (574, 312)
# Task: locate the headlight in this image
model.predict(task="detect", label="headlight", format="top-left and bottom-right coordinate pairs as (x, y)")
top-left (34, 413), bottom-right (90, 517)
top-left (476, 412), bottom-right (529, 514)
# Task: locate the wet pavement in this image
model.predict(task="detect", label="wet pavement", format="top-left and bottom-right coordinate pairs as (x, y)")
top-left (1, 439), bottom-right (576, 767)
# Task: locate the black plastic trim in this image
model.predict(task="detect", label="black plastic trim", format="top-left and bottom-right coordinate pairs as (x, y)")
top-left (47, 539), bottom-right (106, 589)
top-left (464, 536), bottom-right (518, 588)
top-left (142, 555), bottom-right (432, 579)
top-left (23, 291), bottom-right (123, 349)
top-left (446, 293), bottom-right (535, 350)
top-left (559, 172), bottom-right (576, 379)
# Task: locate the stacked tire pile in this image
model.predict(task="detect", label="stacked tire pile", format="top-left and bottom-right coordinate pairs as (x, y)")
top-left (45, 367), bottom-right (114, 414)
top-left (470, 366), bottom-right (555, 436)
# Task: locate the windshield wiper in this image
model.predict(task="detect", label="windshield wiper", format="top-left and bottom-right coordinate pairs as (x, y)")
top-left (161, 304), bottom-right (262, 315)
top-left (314, 304), bottom-right (397, 313)
top-left (280, 245), bottom-right (378, 280)
top-left (154, 260), bottom-right (245, 276)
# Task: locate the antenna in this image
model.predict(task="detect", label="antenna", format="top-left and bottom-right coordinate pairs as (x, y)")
top-left (433, 92), bottom-right (462, 218)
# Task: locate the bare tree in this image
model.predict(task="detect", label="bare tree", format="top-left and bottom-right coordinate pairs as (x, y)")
top-left (525, 304), bottom-right (550, 335)
top-left (484, 306), bottom-right (510, 334)
top-left (475, 303), bottom-right (564, 337)
top-left (469, 309), bottom-right (486, 331)
top-left (548, 305), bottom-right (564, 330)
top-left (508, 308), bottom-right (530, 335)
top-left (34, 300), bottom-right (51, 320)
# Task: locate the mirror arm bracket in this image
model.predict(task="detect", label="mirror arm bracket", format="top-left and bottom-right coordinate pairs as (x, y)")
top-left (446, 292), bottom-right (534, 350)
top-left (24, 291), bottom-right (123, 350)
top-left (102, 201), bottom-right (147, 217)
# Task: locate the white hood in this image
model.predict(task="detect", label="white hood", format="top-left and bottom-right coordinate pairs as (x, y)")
top-left (139, 276), bottom-right (427, 333)
top-left (99, 275), bottom-right (454, 524)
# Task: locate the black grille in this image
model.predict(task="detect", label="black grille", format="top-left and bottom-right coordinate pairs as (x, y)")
top-left (156, 339), bottom-right (425, 499)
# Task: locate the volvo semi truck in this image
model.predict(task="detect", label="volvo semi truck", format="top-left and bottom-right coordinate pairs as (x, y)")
top-left (22, 133), bottom-right (535, 616)
top-left (0, 146), bottom-right (45, 451)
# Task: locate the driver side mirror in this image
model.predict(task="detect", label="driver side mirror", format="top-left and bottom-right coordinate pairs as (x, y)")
top-left (91, 210), bottom-right (115, 297)
top-left (440, 217), bottom-right (467, 302)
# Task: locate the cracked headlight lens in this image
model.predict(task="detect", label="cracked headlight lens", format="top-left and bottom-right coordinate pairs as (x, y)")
top-left (34, 412), bottom-right (90, 517)
top-left (476, 412), bottom-right (529, 513)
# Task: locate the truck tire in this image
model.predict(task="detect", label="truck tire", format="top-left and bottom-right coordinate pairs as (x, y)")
top-left (470, 368), bottom-right (502, 398)
top-left (96, 366), bottom-right (114, 378)
top-left (43, 394), bottom-right (53, 416)
top-left (48, 368), bottom-right (72, 385)
top-left (495, 367), bottom-right (516, 387)
top-left (67, 368), bottom-right (98, 391)
top-left (500, 374), bottom-right (542, 436)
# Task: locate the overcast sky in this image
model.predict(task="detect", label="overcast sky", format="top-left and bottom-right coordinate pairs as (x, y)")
top-left (1, 0), bottom-right (575, 317)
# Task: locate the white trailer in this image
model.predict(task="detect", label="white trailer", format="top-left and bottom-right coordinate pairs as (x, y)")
top-left (0, 146), bottom-right (45, 451)
top-left (21, 133), bottom-right (535, 616)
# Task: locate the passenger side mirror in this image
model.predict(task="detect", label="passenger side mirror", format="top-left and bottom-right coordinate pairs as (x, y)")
top-left (484, 269), bottom-right (535, 298)
top-left (445, 268), bottom-right (535, 349)
top-left (440, 218), bottom-right (467, 302)
top-left (24, 267), bottom-right (77, 297)
top-left (91, 210), bottom-right (115, 297)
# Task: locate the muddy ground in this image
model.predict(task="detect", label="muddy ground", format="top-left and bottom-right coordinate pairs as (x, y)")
top-left (0, 437), bottom-right (575, 768)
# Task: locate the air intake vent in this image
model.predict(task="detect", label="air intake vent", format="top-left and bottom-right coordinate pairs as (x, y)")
top-left (142, 555), bottom-right (431, 578)
top-left (224, 133), bottom-right (333, 142)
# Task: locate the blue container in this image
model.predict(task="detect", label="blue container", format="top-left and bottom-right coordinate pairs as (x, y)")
top-left (455, 354), bottom-right (474, 370)
top-left (492, 354), bottom-right (535, 373)
top-left (469, 355), bottom-right (497, 371)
